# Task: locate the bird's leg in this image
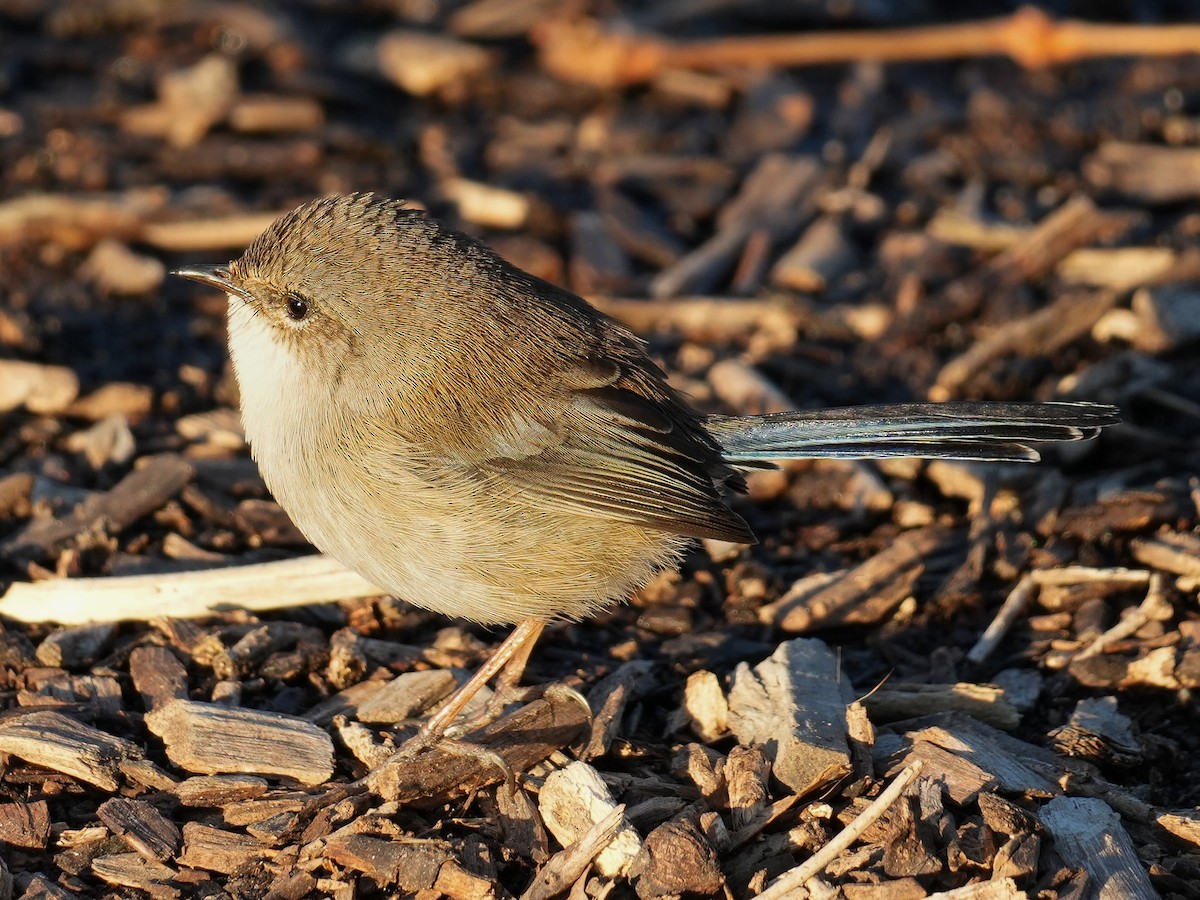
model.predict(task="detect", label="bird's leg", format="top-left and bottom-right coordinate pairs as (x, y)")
top-left (415, 617), bottom-right (547, 745)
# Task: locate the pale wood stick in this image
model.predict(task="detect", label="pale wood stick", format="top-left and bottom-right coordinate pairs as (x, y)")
top-left (755, 761), bottom-right (924, 900)
top-left (0, 556), bottom-right (382, 624)
top-left (535, 7), bottom-right (1200, 88)
top-left (140, 212), bottom-right (286, 251)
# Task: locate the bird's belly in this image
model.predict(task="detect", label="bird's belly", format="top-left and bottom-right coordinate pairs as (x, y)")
top-left (260, 441), bottom-right (684, 625)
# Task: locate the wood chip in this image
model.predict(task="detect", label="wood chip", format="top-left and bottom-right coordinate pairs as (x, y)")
top-left (727, 638), bottom-right (854, 796)
top-left (96, 797), bottom-right (181, 861)
top-left (365, 686), bottom-right (590, 805)
top-left (227, 95), bottom-right (324, 133)
top-left (175, 774), bottom-right (270, 807)
top-left (4, 454), bottom-right (193, 560)
top-left (888, 717), bottom-right (1064, 803)
top-left (80, 239), bottom-right (166, 295)
top-left (771, 214), bottom-right (859, 293)
top-left (649, 154), bottom-right (824, 298)
top-left (90, 853), bottom-right (178, 896)
top-left (0, 710), bottom-right (142, 791)
top-left (679, 669), bottom-right (729, 742)
top-left (521, 805), bottom-right (628, 900)
top-left (145, 699), bottom-right (334, 785)
top-left (1130, 532), bottom-right (1200, 578)
top-left (129, 646), bottom-right (189, 710)
top-left (1039, 796), bottom-right (1157, 899)
top-left (760, 525), bottom-right (958, 632)
top-left (0, 800), bottom-right (51, 849)
top-left (1056, 246), bottom-right (1175, 288)
top-left (35, 623), bottom-right (117, 668)
top-left (0, 554), bottom-right (382, 624)
top-left (1084, 141), bottom-right (1200, 203)
top-left (538, 760), bottom-right (642, 877)
top-left (863, 683), bottom-right (1020, 730)
top-left (177, 822), bottom-right (272, 875)
top-left (0, 360), bottom-right (78, 414)
top-left (120, 54), bottom-right (237, 148)
top-left (323, 833), bottom-right (451, 892)
top-left (629, 813), bottom-right (724, 899)
top-left (374, 31), bottom-right (493, 96)
top-left (931, 287), bottom-right (1121, 400)
top-left (354, 669), bottom-right (458, 724)
top-left (581, 659), bottom-right (654, 760)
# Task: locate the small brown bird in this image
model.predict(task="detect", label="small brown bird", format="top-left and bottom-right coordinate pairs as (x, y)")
top-left (175, 193), bottom-right (1117, 745)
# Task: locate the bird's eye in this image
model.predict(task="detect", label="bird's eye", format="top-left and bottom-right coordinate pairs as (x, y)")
top-left (285, 294), bottom-right (310, 322)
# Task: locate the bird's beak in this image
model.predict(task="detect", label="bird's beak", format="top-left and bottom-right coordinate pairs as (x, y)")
top-left (171, 265), bottom-right (241, 294)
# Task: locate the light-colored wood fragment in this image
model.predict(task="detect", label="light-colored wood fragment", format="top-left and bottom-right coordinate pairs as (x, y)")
top-left (1039, 796), bottom-right (1157, 899)
top-left (81, 239), bottom-right (166, 295)
top-left (863, 683), bottom-right (1019, 730)
top-left (760, 526), bottom-right (954, 632)
top-left (590, 295), bottom-right (806, 353)
top-left (175, 774), bottom-right (269, 807)
top-left (707, 358), bottom-right (796, 415)
top-left (1076, 573), bottom-right (1173, 659)
top-left (375, 31), bottom-right (493, 96)
top-left (1056, 246), bottom-right (1175, 287)
top-left (140, 211), bottom-right (285, 251)
top-left (896, 721), bottom-right (1062, 802)
top-left (538, 760), bottom-right (641, 877)
top-left (145, 699), bottom-right (334, 785)
top-left (0, 554), bottom-right (382, 624)
top-left (66, 382), bottom-right (153, 422)
top-left (1157, 810), bottom-right (1200, 848)
top-left (333, 717), bottom-right (394, 769)
top-left (442, 178), bottom-right (530, 229)
top-left (925, 878), bottom-right (1025, 899)
top-left (96, 797), bottom-right (181, 861)
top-left (727, 638), bottom-right (853, 796)
top-left (927, 208), bottom-right (1027, 251)
top-left (1085, 141), bottom-right (1200, 203)
top-left (681, 670), bottom-right (728, 742)
top-left (0, 360), bottom-right (79, 414)
top-left (64, 414), bottom-right (137, 469)
top-left (1131, 533), bottom-right (1200, 578)
top-left (354, 669), bottom-right (458, 723)
top-left (521, 805), bottom-right (628, 900)
top-left (0, 188), bottom-right (168, 248)
top-left (771, 214), bottom-right (858, 293)
top-left (0, 710), bottom-right (142, 791)
top-left (120, 55), bottom-right (237, 147)
top-left (725, 746), bottom-right (770, 831)
top-left (90, 853), bottom-right (178, 893)
top-left (227, 95), bottom-right (324, 133)
top-left (1030, 566), bottom-right (1150, 586)
top-left (366, 686), bottom-right (590, 805)
top-left (177, 822), bottom-right (273, 874)
top-left (966, 576), bottom-right (1037, 666)
top-left (756, 762), bottom-right (923, 900)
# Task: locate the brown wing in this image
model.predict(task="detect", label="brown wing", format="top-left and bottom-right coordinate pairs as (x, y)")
top-left (474, 378), bottom-right (755, 543)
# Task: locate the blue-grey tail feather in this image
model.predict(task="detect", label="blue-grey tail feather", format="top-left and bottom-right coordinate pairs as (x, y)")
top-left (707, 401), bottom-right (1119, 465)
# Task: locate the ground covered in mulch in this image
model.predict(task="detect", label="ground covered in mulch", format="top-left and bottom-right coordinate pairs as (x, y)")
top-left (1, 1), bottom-right (1200, 897)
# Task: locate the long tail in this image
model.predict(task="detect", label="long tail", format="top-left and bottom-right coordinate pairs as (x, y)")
top-left (706, 401), bottom-right (1119, 464)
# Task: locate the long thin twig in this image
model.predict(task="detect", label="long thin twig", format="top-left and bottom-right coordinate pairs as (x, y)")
top-left (755, 761), bottom-right (924, 900)
top-left (536, 6), bottom-right (1200, 88)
